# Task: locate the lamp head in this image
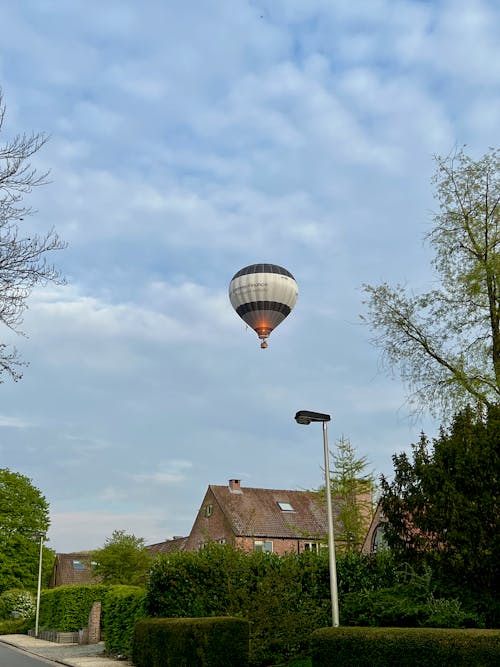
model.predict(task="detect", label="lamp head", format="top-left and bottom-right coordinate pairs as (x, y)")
top-left (295, 410), bottom-right (331, 425)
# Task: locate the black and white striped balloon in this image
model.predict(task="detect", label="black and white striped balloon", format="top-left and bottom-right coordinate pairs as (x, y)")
top-left (228, 263), bottom-right (298, 348)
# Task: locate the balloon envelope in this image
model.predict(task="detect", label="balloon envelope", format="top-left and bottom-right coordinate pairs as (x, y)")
top-left (229, 263), bottom-right (298, 348)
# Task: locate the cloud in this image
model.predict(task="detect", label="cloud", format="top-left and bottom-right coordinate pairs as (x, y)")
top-left (0, 415), bottom-right (32, 428)
top-left (131, 460), bottom-right (193, 485)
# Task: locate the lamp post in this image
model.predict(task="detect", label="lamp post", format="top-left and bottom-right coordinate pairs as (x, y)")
top-left (33, 532), bottom-right (44, 638)
top-left (295, 410), bottom-right (339, 627)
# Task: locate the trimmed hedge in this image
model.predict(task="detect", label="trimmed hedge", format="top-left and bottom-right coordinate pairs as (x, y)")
top-left (38, 584), bottom-right (109, 631)
top-left (310, 627), bottom-right (500, 666)
top-left (102, 585), bottom-right (146, 656)
top-left (132, 617), bottom-right (249, 667)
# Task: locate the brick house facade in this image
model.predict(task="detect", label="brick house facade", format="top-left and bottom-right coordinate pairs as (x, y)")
top-left (184, 478), bottom-right (346, 555)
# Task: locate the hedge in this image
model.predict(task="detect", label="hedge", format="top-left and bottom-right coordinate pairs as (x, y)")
top-left (38, 584), bottom-right (109, 632)
top-left (310, 627), bottom-right (500, 666)
top-left (0, 618), bottom-right (31, 635)
top-left (102, 585), bottom-right (146, 656)
top-left (132, 617), bottom-right (249, 667)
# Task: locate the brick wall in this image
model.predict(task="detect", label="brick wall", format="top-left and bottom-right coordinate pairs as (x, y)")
top-left (185, 488), bottom-right (236, 551)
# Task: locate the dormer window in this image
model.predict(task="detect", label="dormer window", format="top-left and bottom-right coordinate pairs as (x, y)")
top-left (277, 501), bottom-right (294, 511)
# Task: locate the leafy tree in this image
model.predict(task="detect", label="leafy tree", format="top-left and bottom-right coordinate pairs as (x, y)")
top-left (380, 407), bottom-right (500, 602)
top-left (0, 89), bottom-right (66, 382)
top-left (91, 530), bottom-right (152, 585)
top-left (362, 147), bottom-right (500, 417)
top-left (0, 468), bottom-right (54, 593)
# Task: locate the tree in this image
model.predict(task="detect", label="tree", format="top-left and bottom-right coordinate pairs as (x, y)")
top-left (362, 147), bottom-right (500, 417)
top-left (0, 468), bottom-right (54, 593)
top-left (316, 437), bottom-right (376, 552)
top-left (330, 436), bottom-right (376, 552)
top-left (380, 407), bottom-right (500, 600)
top-left (91, 530), bottom-right (152, 585)
top-left (0, 89), bottom-right (66, 382)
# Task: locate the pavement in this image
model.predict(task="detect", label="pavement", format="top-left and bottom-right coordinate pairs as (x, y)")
top-left (0, 635), bottom-right (133, 666)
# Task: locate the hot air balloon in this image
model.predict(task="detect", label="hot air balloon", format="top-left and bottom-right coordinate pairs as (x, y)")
top-left (229, 263), bottom-right (298, 348)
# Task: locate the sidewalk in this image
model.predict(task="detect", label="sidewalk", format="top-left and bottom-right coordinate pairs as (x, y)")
top-left (0, 634), bottom-right (133, 666)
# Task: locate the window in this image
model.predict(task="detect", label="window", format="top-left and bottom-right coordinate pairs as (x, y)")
top-left (72, 560), bottom-right (86, 570)
top-left (204, 504), bottom-right (213, 517)
top-left (303, 542), bottom-right (319, 553)
top-left (372, 524), bottom-right (388, 552)
top-left (253, 540), bottom-right (273, 553)
top-left (277, 501), bottom-right (294, 511)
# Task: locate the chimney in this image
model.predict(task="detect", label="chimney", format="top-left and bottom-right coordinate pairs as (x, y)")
top-left (229, 479), bottom-right (242, 493)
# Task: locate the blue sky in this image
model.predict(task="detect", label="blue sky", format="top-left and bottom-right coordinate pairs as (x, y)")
top-left (0, 0), bottom-right (499, 552)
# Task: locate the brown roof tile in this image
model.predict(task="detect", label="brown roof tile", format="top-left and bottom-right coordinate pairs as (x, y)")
top-left (210, 485), bottom-right (331, 539)
top-left (147, 537), bottom-right (188, 554)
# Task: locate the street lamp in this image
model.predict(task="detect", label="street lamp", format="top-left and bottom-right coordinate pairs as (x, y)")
top-left (295, 410), bottom-right (339, 627)
top-left (32, 532), bottom-right (45, 638)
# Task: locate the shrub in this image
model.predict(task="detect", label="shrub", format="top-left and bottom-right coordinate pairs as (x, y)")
top-left (145, 545), bottom-right (331, 664)
top-left (38, 584), bottom-right (109, 631)
top-left (421, 595), bottom-right (481, 629)
top-left (0, 618), bottom-right (31, 635)
top-left (310, 627), bottom-right (500, 666)
top-left (132, 617), bottom-right (249, 667)
top-left (341, 587), bottom-right (427, 627)
top-left (102, 585), bottom-right (146, 656)
top-left (0, 589), bottom-right (35, 620)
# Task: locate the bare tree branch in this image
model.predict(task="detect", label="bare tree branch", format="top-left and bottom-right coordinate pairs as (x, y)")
top-left (0, 89), bottom-right (66, 382)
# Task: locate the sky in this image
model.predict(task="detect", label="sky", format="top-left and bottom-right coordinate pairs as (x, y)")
top-left (0, 0), bottom-right (499, 553)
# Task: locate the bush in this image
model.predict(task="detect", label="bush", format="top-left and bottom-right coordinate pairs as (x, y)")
top-left (0, 589), bottom-right (35, 620)
top-left (38, 584), bottom-right (109, 631)
top-left (132, 617), bottom-right (249, 667)
top-left (422, 595), bottom-right (481, 629)
top-left (144, 544), bottom-right (405, 666)
top-left (311, 627), bottom-right (500, 667)
top-left (0, 618), bottom-right (31, 635)
top-left (146, 545), bottom-right (332, 665)
top-left (102, 585), bottom-right (146, 656)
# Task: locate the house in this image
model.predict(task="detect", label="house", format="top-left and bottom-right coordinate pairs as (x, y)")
top-left (50, 478), bottom-right (374, 586)
top-left (147, 478), bottom-right (374, 556)
top-left (49, 552), bottom-right (99, 587)
top-left (183, 478), bottom-right (330, 555)
top-left (361, 501), bottom-right (388, 554)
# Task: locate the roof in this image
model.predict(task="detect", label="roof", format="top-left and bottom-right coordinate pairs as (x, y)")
top-left (50, 552), bottom-right (99, 587)
top-left (210, 484), bottom-right (330, 539)
top-left (147, 537), bottom-right (188, 555)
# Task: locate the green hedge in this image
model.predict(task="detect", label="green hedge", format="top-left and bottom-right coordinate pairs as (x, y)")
top-left (132, 617), bottom-right (249, 667)
top-left (145, 546), bottom-right (333, 665)
top-left (0, 618), bottom-right (31, 635)
top-left (38, 584), bottom-right (109, 631)
top-left (310, 627), bottom-right (500, 666)
top-left (102, 585), bottom-right (146, 656)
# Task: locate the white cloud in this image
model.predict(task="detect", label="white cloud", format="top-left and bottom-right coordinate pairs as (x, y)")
top-left (131, 460), bottom-right (193, 485)
top-left (0, 415), bottom-right (31, 428)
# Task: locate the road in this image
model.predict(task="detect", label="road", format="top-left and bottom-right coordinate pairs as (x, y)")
top-left (0, 643), bottom-right (55, 666)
